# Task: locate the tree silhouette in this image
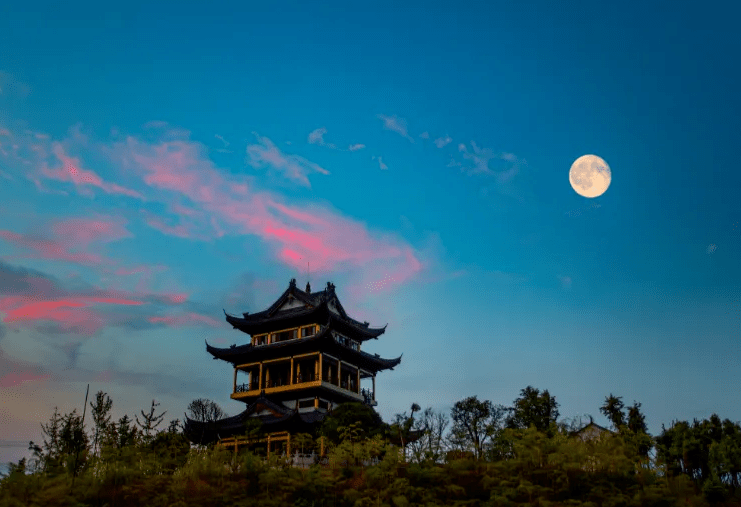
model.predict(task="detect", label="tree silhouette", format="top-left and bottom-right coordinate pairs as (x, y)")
top-left (136, 399), bottom-right (167, 442)
top-left (506, 386), bottom-right (560, 434)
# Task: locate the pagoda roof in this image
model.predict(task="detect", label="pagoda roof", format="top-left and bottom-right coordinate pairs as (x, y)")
top-left (206, 324), bottom-right (402, 373)
top-left (224, 279), bottom-right (386, 341)
top-left (183, 395), bottom-right (328, 445)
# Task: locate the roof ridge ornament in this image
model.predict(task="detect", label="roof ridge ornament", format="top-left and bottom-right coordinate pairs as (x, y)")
top-left (306, 281), bottom-right (311, 293)
top-left (289, 278), bottom-right (297, 288)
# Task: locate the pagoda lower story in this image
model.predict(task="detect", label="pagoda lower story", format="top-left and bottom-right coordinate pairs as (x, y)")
top-left (184, 279), bottom-right (401, 459)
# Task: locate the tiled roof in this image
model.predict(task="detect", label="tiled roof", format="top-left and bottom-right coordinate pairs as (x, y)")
top-left (224, 279), bottom-right (386, 340)
top-left (183, 395), bottom-right (329, 445)
top-left (206, 325), bottom-right (402, 373)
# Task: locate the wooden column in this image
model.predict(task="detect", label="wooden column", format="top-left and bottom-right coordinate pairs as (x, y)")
top-left (233, 367), bottom-right (238, 392)
top-left (318, 353), bottom-right (323, 381)
top-left (356, 368), bottom-right (360, 394)
top-left (337, 359), bottom-right (342, 387)
top-left (314, 396), bottom-right (319, 408)
top-left (290, 357), bottom-right (294, 385)
top-left (287, 433), bottom-right (291, 459)
top-left (372, 374), bottom-right (376, 401)
top-left (259, 362), bottom-right (263, 390)
top-left (320, 436), bottom-right (325, 456)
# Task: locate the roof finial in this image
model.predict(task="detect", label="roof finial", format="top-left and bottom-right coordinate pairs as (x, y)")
top-left (289, 278), bottom-right (296, 288)
top-left (306, 281), bottom-right (311, 293)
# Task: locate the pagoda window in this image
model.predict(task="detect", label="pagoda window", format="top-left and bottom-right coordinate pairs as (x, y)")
top-left (271, 329), bottom-right (297, 343)
top-left (254, 334), bottom-right (267, 346)
top-left (301, 325), bottom-right (317, 338)
top-left (298, 399), bottom-right (314, 409)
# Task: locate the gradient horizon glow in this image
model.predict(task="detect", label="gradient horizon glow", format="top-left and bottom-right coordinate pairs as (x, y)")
top-left (1, 0), bottom-right (740, 467)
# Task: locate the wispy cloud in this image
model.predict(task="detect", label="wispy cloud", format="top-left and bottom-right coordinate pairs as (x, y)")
top-left (307, 127), bottom-right (336, 149)
top-left (0, 260), bottom-right (194, 338)
top-left (246, 132), bottom-right (329, 187)
top-left (0, 216), bottom-right (133, 267)
top-left (419, 132), bottom-right (429, 139)
top-left (308, 128), bottom-right (366, 153)
top-left (0, 371), bottom-right (50, 388)
top-left (214, 134), bottom-right (229, 147)
top-left (707, 244), bottom-right (717, 254)
top-left (377, 114), bottom-right (415, 143)
top-left (457, 141), bottom-right (523, 183)
top-left (42, 143), bottom-right (143, 198)
top-left (113, 128), bottom-right (421, 291)
top-left (372, 155), bottom-right (388, 170)
top-left (148, 312), bottom-right (221, 327)
top-left (434, 135), bottom-right (452, 148)
top-left (3, 120), bottom-right (423, 297)
top-left (213, 134), bottom-right (233, 153)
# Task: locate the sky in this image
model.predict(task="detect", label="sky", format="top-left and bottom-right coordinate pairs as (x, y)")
top-left (1, 0), bottom-right (740, 468)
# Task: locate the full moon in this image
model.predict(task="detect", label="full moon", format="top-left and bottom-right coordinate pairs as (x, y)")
top-left (569, 154), bottom-right (611, 198)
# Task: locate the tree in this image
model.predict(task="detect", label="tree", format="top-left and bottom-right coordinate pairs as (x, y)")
top-left (600, 394), bottom-right (626, 431)
top-left (449, 396), bottom-right (506, 460)
top-left (506, 386), bottom-right (560, 434)
top-left (392, 402), bottom-right (421, 461)
top-left (167, 418), bottom-right (182, 434)
top-left (627, 401), bottom-right (648, 434)
top-left (36, 406), bottom-right (63, 472)
top-left (407, 407), bottom-right (449, 463)
top-left (320, 402), bottom-right (387, 444)
top-left (186, 398), bottom-right (227, 423)
top-left (58, 409), bottom-right (89, 475)
top-left (109, 414), bottom-right (139, 449)
top-left (136, 399), bottom-right (167, 442)
top-left (89, 390), bottom-right (113, 456)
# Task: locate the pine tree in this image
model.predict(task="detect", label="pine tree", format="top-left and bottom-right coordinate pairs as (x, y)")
top-left (135, 399), bottom-right (167, 442)
top-left (89, 391), bottom-right (113, 456)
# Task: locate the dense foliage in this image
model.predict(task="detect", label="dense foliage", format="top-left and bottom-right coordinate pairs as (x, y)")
top-left (3, 388), bottom-right (741, 506)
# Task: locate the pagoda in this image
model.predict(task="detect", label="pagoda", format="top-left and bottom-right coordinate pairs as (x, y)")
top-left (184, 278), bottom-right (402, 458)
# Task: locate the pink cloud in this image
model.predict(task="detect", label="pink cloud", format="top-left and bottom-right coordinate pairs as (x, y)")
top-left (51, 217), bottom-right (133, 247)
top-left (148, 312), bottom-right (221, 327)
top-left (42, 143), bottom-right (142, 198)
top-left (0, 296), bottom-right (144, 335)
top-left (0, 230), bottom-right (105, 265)
top-left (0, 216), bottom-right (132, 267)
top-left (165, 293), bottom-right (188, 304)
top-left (111, 129), bottom-right (424, 292)
top-left (114, 264), bottom-right (167, 276)
top-left (0, 372), bottom-right (51, 388)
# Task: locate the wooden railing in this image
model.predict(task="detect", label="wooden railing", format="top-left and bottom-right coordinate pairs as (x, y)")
top-left (235, 382), bottom-right (259, 393)
top-left (234, 374), bottom-right (361, 394)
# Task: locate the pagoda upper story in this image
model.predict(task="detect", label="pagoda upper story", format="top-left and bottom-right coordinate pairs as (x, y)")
top-left (206, 279), bottom-right (401, 408)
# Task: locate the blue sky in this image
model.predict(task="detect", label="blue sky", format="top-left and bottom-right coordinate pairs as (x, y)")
top-left (1, 0), bottom-right (739, 465)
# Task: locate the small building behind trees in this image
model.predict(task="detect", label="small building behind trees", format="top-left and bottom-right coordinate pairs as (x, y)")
top-left (570, 420), bottom-right (614, 442)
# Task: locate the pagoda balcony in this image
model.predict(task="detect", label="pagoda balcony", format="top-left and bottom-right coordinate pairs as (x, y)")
top-left (235, 382), bottom-right (260, 393)
top-left (231, 353), bottom-right (374, 402)
top-left (231, 374), bottom-right (365, 401)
